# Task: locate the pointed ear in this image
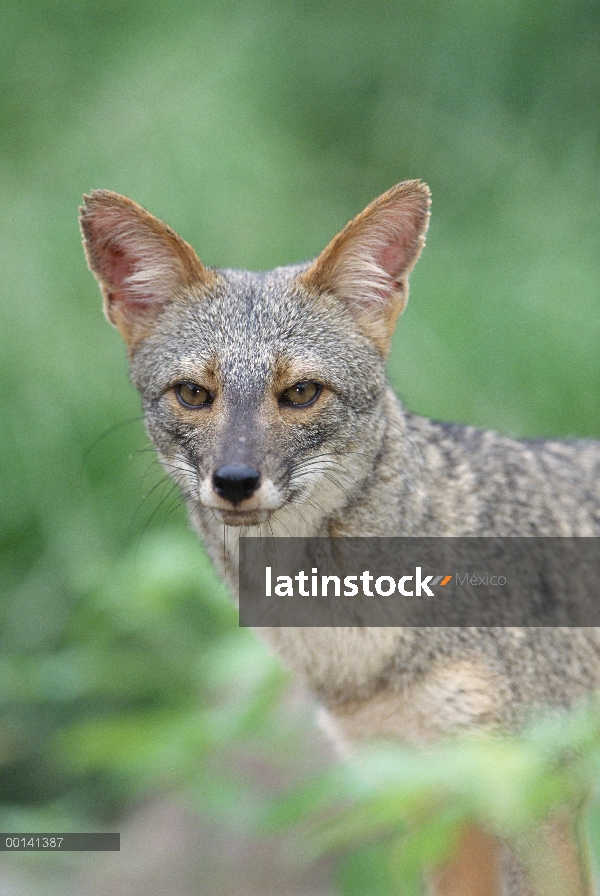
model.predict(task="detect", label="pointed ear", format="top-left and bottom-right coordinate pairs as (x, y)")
top-left (79, 191), bottom-right (213, 346)
top-left (300, 180), bottom-right (430, 355)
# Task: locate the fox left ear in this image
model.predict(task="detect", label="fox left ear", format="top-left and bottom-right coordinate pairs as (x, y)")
top-left (300, 180), bottom-right (430, 356)
top-left (80, 191), bottom-right (213, 347)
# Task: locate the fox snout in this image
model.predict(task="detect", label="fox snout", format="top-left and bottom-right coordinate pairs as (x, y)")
top-left (198, 450), bottom-right (284, 525)
top-left (212, 464), bottom-right (261, 505)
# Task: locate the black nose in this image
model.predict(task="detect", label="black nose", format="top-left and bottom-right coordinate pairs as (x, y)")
top-left (212, 464), bottom-right (261, 505)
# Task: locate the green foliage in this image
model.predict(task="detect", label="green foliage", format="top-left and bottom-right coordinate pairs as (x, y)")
top-left (0, 527), bottom-right (303, 824)
top-left (267, 701), bottom-right (600, 895)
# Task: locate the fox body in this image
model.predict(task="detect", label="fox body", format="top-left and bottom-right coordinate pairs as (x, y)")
top-left (81, 182), bottom-right (600, 895)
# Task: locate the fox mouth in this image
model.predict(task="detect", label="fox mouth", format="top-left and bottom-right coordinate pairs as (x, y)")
top-left (212, 506), bottom-right (275, 527)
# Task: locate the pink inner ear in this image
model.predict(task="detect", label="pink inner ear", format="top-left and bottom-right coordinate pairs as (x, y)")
top-left (359, 229), bottom-right (411, 307)
top-left (103, 246), bottom-right (153, 311)
top-left (372, 202), bottom-right (423, 282)
top-left (107, 248), bottom-right (134, 285)
top-left (106, 289), bottom-right (154, 314)
top-left (378, 240), bottom-right (409, 282)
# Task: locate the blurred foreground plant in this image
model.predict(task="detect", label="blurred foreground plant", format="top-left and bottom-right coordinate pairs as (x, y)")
top-left (0, 528), bottom-right (300, 827)
top-left (265, 699), bottom-right (600, 896)
top-left (3, 526), bottom-right (600, 895)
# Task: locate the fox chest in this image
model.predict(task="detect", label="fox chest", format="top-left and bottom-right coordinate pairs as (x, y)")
top-left (259, 627), bottom-right (509, 747)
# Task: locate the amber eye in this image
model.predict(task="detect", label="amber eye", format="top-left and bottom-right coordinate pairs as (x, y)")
top-left (175, 382), bottom-right (212, 408)
top-left (279, 381), bottom-right (321, 407)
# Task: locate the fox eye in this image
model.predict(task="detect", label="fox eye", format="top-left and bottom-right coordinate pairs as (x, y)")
top-left (279, 381), bottom-right (321, 407)
top-left (175, 382), bottom-right (212, 408)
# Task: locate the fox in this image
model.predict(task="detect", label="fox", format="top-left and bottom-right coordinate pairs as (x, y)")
top-left (80, 181), bottom-right (600, 896)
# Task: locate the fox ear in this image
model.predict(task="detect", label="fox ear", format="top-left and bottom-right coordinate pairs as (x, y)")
top-left (79, 191), bottom-right (212, 345)
top-left (300, 180), bottom-right (430, 355)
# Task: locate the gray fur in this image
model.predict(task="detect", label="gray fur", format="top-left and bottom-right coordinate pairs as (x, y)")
top-left (81, 185), bottom-right (600, 895)
top-left (127, 265), bottom-right (600, 721)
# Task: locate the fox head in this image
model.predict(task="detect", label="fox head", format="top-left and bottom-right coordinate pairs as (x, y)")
top-left (80, 182), bottom-right (430, 529)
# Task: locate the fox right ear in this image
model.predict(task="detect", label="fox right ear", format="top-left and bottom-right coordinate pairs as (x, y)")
top-left (79, 191), bottom-right (212, 346)
top-left (300, 180), bottom-right (430, 356)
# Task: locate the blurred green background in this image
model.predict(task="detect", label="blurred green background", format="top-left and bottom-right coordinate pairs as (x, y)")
top-left (1, 1), bottom-right (600, 893)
